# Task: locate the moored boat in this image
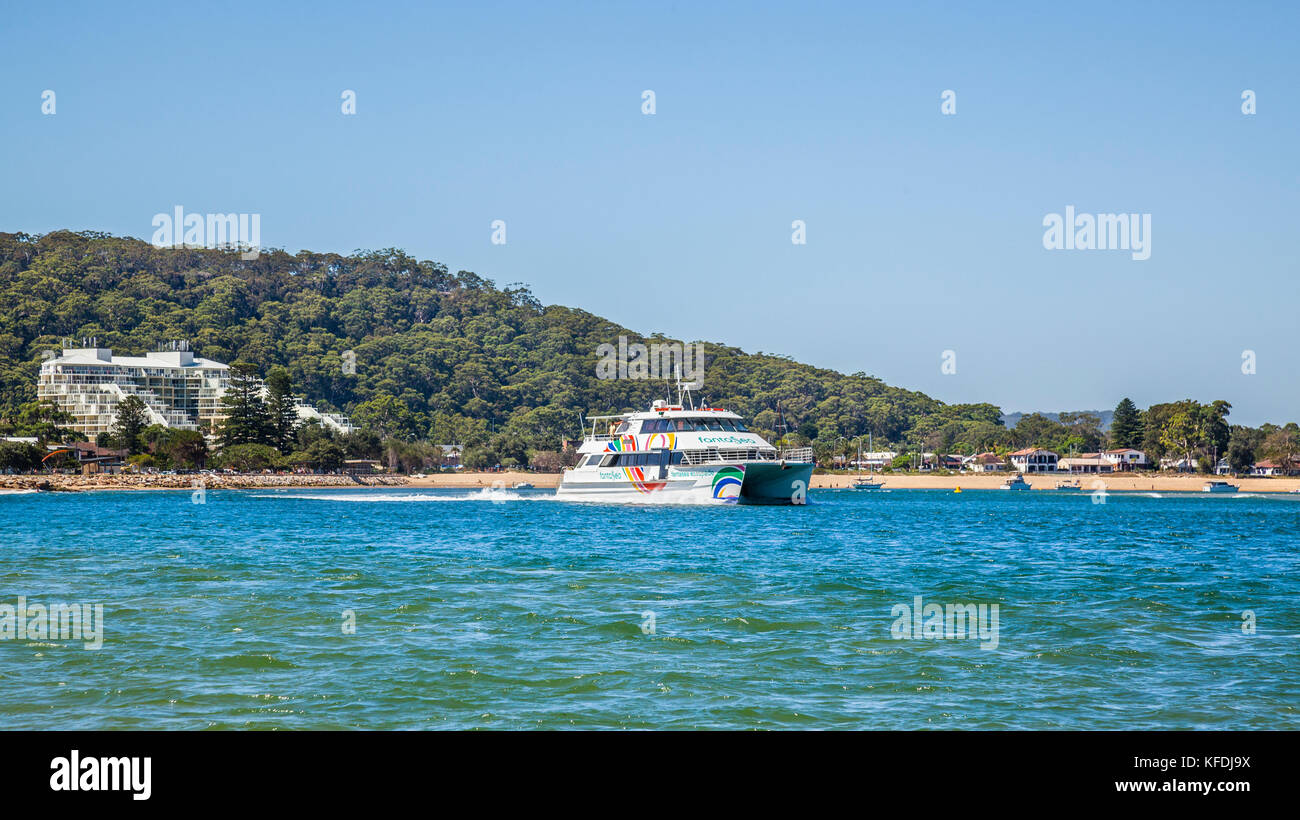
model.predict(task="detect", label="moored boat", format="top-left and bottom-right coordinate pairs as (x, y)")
top-left (1202, 480), bottom-right (1239, 493)
top-left (1000, 474), bottom-right (1032, 491)
top-left (850, 439), bottom-right (884, 489)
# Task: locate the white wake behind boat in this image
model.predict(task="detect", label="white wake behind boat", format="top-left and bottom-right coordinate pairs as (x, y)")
top-left (558, 384), bottom-right (814, 505)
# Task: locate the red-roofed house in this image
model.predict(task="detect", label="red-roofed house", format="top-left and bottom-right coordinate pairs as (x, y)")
top-left (964, 452), bottom-right (1007, 472)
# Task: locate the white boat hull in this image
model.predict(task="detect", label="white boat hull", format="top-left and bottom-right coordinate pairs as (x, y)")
top-left (1202, 484), bottom-right (1239, 493)
top-left (557, 460), bottom-right (814, 505)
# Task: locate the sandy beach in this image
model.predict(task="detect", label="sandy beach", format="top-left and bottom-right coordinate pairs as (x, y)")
top-left (0, 474), bottom-right (407, 492)
top-left (810, 473), bottom-right (1300, 493)
top-left (5, 470), bottom-right (1297, 494)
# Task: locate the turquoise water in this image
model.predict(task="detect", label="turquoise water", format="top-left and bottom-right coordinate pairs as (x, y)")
top-left (1, 487), bottom-right (1297, 729)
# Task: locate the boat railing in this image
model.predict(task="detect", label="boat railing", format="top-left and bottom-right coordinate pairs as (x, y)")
top-left (680, 447), bottom-right (777, 465)
top-left (778, 446), bottom-right (815, 463)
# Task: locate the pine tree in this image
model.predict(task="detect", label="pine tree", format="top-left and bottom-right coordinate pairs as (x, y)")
top-left (112, 395), bottom-right (148, 454)
top-left (1109, 397), bottom-right (1143, 449)
top-left (264, 366), bottom-right (300, 452)
top-left (218, 362), bottom-right (271, 448)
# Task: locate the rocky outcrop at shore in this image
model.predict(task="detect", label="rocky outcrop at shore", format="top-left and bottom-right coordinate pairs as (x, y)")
top-left (0, 474), bottom-right (410, 492)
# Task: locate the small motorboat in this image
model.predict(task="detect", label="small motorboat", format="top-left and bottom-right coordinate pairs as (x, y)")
top-left (513, 481), bottom-right (534, 489)
top-left (1054, 479), bottom-right (1082, 491)
top-left (1202, 480), bottom-right (1238, 493)
top-left (850, 440), bottom-right (884, 489)
top-left (1000, 474), bottom-right (1031, 491)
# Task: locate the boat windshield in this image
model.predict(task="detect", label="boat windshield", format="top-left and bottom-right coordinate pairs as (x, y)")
top-left (640, 417), bottom-right (748, 433)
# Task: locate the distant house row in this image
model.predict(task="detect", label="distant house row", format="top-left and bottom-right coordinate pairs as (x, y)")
top-left (847, 448), bottom-right (1148, 474)
top-left (845, 447), bottom-right (1294, 476)
top-left (1005, 448), bottom-right (1149, 474)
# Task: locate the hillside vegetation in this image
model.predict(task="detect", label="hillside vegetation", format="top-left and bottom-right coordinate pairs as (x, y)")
top-left (1, 231), bottom-right (1293, 472)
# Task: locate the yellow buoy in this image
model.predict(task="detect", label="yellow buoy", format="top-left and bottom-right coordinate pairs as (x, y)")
top-left (954, 487), bottom-right (962, 493)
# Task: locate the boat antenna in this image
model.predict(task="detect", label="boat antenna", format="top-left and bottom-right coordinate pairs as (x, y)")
top-left (675, 365), bottom-right (698, 410)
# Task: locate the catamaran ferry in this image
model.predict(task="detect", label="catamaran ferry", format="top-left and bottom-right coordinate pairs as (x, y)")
top-left (557, 388), bottom-right (814, 505)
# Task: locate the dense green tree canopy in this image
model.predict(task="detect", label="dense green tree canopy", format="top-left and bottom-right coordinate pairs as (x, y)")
top-left (0, 231), bottom-right (994, 453)
top-left (0, 231), bottom-right (1293, 472)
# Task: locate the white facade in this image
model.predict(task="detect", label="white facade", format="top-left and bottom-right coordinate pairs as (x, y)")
top-left (1058, 456), bottom-right (1113, 474)
top-left (1009, 448), bottom-right (1059, 473)
top-left (854, 451), bottom-right (898, 469)
top-left (1102, 448), bottom-right (1148, 469)
top-left (38, 345), bottom-right (351, 440)
top-left (964, 453), bottom-right (1007, 472)
top-left (39, 346), bottom-right (229, 439)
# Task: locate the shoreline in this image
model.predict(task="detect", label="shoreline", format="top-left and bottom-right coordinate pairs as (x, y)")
top-left (3, 471), bottom-right (1298, 494)
top-left (811, 473), bottom-right (1300, 493)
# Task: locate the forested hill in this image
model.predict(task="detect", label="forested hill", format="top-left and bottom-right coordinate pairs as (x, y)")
top-left (0, 230), bottom-right (1004, 452)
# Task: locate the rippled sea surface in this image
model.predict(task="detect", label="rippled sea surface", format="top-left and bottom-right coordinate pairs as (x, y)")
top-left (1, 487), bottom-right (1297, 729)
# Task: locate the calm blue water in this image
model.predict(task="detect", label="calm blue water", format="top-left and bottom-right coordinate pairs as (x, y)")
top-left (1, 487), bottom-right (1297, 729)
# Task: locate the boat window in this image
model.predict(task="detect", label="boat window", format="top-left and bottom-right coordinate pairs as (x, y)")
top-left (585, 454), bottom-right (603, 466)
top-left (670, 451), bottom-right (684, 465)
top-left (733, 421), bottom-right (748, 432)
top-left (705, 419), bottom-right (724, 431)
top-left (615, 422), bottom-right (631, 434)
top-left (599, 454), bottom-right (617, 467)
top-left (641, 419), bottom-right (666, 433)
top-left (717, 420), bottom-right (736, 431)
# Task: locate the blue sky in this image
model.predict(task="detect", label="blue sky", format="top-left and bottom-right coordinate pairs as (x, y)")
top-left (3, 1), bottom-right (1296, 425)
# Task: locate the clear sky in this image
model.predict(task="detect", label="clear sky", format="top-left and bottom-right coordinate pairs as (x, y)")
top-left (3, 1), bottom-right (1296, 425)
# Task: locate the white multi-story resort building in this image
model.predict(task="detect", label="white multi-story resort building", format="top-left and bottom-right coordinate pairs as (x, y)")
top-left (38, 344), bottom-right (353, 441)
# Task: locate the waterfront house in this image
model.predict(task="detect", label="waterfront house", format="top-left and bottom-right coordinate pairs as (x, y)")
top-left (1160, 456), bottom-right (1199, 472)
top-left (1250, 460), bottom-right (1298, 476)
top-left (1057, 455), bottom-right (1114, 474)
top-left (964, 452), bottom-right (1007, 472)
top-left (1008, 448), bottom-right (1059, 473)
top-left (1102, 448), bottom-right (1148, 471)
top-left (59, 442), bottom-right (129, 474)
top-left (343, 459), bottom-right (382, 475)
top-left (856, 451), bottom-right (897, 470)
top-left (437, 444), bottom-right (463, 469)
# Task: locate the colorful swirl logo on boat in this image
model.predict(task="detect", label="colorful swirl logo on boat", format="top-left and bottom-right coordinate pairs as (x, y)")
top-left (711, 466), bottom-right (744, 501)
top-left (644, 432), bottom-right (675, 450)
top-left (606, 435), bottom-right (638, 452)
top-left (622, 466), bottom-right (666, 494)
